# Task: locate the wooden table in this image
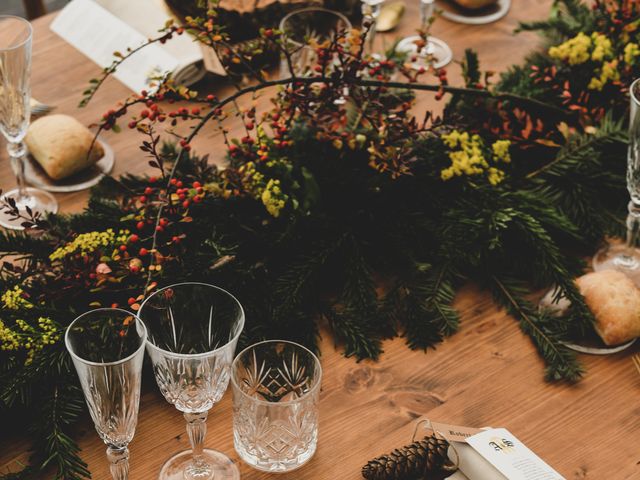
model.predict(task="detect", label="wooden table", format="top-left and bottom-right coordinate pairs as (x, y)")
top-left (2, 1), bottom-right (640, 479)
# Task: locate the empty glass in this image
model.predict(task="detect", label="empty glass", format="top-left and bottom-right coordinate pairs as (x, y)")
top-left (593, 77), bottom-right (640, 285)
top-left (138, 282), bottom-right (245, 480)
top-left (361, 0), bottom-right (385, 54)
top-left (0, 15), bottom-right (57, 229)
top-left (65, 308), bottom-right (147, 480)
top-left (279, 7), bottom-right (352, 78)
top-left (396, 0), bottom-right (452, 69)
top-left (232, 340), bottom-right (322, 472)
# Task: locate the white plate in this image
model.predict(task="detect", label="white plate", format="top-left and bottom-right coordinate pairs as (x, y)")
top-left (437, 0), bottom-right (511, 25)
top-left (24, 138), bottom-right (115, 193)
top-left (538, 287), bottom-right (637, 355)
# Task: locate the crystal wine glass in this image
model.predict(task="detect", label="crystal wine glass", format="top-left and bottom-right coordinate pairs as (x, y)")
top-left (361, 0), bottom-right (386, 55)
top-left (138, 282), bottom-right (245, 480)
top-left (0, 15), bottom-right (57, 229)
top-left (65, 308), bottom-right (147, 480)
top-left (593, 77), bottom-right (640, 285)
top-left (232, 340), bottom-right (322, 472)
top-left (396, 0), bottom-right (452, 70)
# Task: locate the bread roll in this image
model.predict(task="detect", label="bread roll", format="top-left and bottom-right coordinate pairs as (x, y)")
top-left (25, 114), bottom-right (104, 180)
top-left (575, 270), bottom-right (640, 345)
top-left (453, 0), bottom-right (498, 9)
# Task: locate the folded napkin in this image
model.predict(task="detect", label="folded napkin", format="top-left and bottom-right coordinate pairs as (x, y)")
top-left (445, 470), bottom-right (470, 480)
top-left (448, 442), bottom-right (508, 480)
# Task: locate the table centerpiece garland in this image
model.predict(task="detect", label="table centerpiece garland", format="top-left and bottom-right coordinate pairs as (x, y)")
top-left (0, 0), bottom-right (636, 478)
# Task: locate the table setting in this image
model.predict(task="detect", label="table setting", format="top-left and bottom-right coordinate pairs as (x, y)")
top-left (1, 0), bottom-right (640, 479)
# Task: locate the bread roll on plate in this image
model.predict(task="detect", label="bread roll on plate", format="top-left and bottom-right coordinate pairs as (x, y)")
top-left (575, 270), bottom-right (640, 346)
top-left (25, 114), bottom-right (104, 181)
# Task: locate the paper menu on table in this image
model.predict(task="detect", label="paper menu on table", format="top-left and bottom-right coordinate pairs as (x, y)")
top-left (466, 428), bottom-right (566, 480)
top-left (50, 0), bottom-right (222, 93)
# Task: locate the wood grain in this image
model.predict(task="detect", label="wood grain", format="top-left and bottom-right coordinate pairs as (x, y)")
top-left (2, 1), bottom-right (640, 479)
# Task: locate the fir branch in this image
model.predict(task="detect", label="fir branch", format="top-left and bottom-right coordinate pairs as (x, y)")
top-left (490, 276), bottom-right (583, 382)
top-left (324, 306), bottom-right (383, 361)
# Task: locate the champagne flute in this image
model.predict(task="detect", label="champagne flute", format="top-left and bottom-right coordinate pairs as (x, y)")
top-left (0, 15), bottom-right (57, 230)
top-left (593, 77), bottom-right (640, 284)
top-left (138, 282), bottom-right (245, 480)
top-left (361, 0), bottom-right (386, 55)
top-left (65, 309), bottom-right (147, 480)
top-left (396, 0), bottom-right (452, 70)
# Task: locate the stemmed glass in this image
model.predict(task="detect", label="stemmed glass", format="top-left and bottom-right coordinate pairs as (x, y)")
top-left (65, 308), bottom-right (147, 480)
top-left (0, 15), bottom-right (57, 229)
top-left (361, 0), bottom-right (386, 55)
top-left (396, 0), bottom-right (452, 70)
top-left (138, 282), bottom-right (245, 480)
top-left (593, 78), bottom-right (640, 285)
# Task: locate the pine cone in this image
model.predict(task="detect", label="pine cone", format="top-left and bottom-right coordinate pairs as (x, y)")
top-left (362, 434), bottom-right (451, 480)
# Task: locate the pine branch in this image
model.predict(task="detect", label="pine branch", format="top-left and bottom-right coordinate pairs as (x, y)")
top-left (324, 306), bottom-right (383, 361)
top-left (490, 276), bottom-right (583, 382)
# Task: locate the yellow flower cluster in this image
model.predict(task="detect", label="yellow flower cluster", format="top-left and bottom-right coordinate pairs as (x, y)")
top-left (625, 43), bottom-right (640, 65)
top-left (588, 59), bottom-right (620, 91)
top-left (548, 32), bottom-right (623, 91)
top-left (440, 131), bottom-right (511, 186)
top-left (548, 32), bottom-right (593, 65)
top-left (2, 286), bottom-right (33, 310)
top-left (261, 179), bottom-right (287, 217)
top-left (590, 33), bottom-right (613, 62)
top-left (50, 228), bottom-right (129, 261)
top-left (238, 162), bottom-right (288, 217)
top-left (0, 316), bottom-right (60, 364)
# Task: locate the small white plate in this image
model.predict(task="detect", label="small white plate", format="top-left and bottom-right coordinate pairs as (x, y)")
top-left (24, 138), bottom-right (115, 193)
top-left (437, 0), bottom-right (511, 25)
top-left (539, 287), bottom-right (637, 355)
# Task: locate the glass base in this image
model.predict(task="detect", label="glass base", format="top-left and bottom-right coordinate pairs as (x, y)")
top-left (396, 35), bottom-right (453, 70)
top-left (592, 243), bottom-right (640, 287)
top-left (158, 449), bottom-right (240, 480)
top-left (0, 187), bottom-right (58, 230)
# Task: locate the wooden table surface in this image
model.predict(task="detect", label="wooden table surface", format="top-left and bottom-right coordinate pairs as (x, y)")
top-left (2, 1), bottom-right (640, 479)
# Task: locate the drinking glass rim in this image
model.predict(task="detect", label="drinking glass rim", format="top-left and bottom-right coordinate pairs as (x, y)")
top-left (279, 7), bottom-right (352, 48)
top-left (138, 281), bottom-right (245, 358)
top-left (231, 339), bottom-right (322, 406)
top-left (0, 15), bottom-right (33, 52)
top-left (631, 78), bottom-right (640, 108)
top-left (65, 307), bottom-right (147, 367)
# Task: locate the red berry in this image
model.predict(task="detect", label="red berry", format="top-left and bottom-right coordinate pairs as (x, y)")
top-left (127, 297), bottom-right (136, 305)
top-left (193, 181), bottom-right (202, 188)
top-left (111, 303), bottom-right (119, 308)
top-left (119, 245), bottom-right (127, 252)
top-left (191, 107), bottom-right (200, 115)
top-left (136, 221), bottom-right (145, 230)
top-left (156, 225), bottom-right (164, 232)
top-left (149, 176), bottom-right (157, 183)
top-left (139, 195), bottom-right (147, 203)
top-left (182, 200), bottom-right (190, 208)
top-left (207, 94), bottom-right (215, 101)
top-left (139, 248), bottom-right (149, 256)
top-left (140, 110), bottom-right (150, 118)
top-left (170, 178), bottom-right (178, 185)
top-left (193, 195), bottom-right (202, 203)
top-left (128, 121), bottom-right (137, 129)
top-left (172, 236), bottom-right (181, 244)
top-left (178, 193), bottom-right (186, 201)
top-left (176, 181), bottom-right (183, 188)
top-left (159, 218), bottom-right (169, 227)
top-left (129, 234), bottom-right (139, 243)
top-left (130, 266), bottom-right (140, 273)
top-left (144, 187), bottom-right (153, 195)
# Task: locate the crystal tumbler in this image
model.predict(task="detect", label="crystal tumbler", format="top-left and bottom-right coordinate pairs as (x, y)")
top-left (232, 340), bottom-right (322, 472)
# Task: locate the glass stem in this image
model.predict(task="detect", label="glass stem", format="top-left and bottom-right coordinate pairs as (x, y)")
top-left (625, 200), bottom-right (640, 256)
top-left (361, 2), bottom-right (379, 55)
top-left (7, 141), bottom-right (27, 200)
top-left (106, 446), bottom-right (129, 480)
top-left (184, 411), bottom-right (212, 478)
